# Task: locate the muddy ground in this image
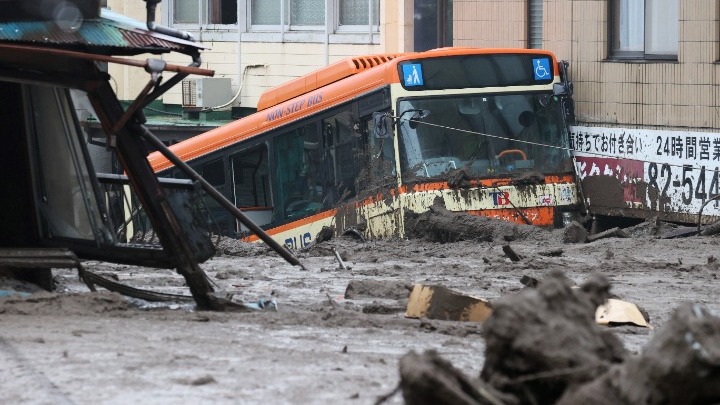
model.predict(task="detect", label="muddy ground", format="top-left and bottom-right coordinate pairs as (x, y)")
top-left (1, 220), bottom-right (719, 404)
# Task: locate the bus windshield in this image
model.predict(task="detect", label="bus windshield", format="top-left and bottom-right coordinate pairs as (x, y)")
top-left (397, 93), bottom-right (572, 181)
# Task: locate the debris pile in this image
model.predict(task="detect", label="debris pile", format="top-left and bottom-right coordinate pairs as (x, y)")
top-left (393, 271), bottom-right (720, 405)
top-left (404, 203), bottom-right (549, 243)
top-left (480, 271), bottom-right (625, 403)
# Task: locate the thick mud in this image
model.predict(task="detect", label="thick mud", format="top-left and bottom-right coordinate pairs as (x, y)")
top-left (1, 213), bottom-right (720, 404)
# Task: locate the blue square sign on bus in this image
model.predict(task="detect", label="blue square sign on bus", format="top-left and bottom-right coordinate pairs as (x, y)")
top-left (402, 64), bottom-right (424, 87)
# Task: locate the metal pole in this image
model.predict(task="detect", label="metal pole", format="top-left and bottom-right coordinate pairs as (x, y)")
top-left (138, 126), bottom-right (306, 269)
top-left (368, 0), bottom-right (372, 43)
top-left (324, 0), bottom-right (330, 66)
top-left (280, 0), bottom-right (285, 43)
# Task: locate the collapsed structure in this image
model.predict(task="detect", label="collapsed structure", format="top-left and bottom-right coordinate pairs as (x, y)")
top-left (0, 0), bottom-right (301, 309)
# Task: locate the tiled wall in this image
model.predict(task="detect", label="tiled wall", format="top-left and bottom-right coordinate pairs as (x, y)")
top-left (455, 0), bottom-right (720, 133)
top-left (454, 0), bottom-right (528, 48)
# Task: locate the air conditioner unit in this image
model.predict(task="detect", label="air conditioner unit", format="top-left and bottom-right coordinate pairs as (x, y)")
top-left (181, 77), bottom-right (233, 108)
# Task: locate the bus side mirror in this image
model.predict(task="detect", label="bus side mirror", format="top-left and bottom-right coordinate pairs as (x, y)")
top-left (562, 97), bottom-right (576, 126)
top-left (372, 112), bottom-right (392, 139)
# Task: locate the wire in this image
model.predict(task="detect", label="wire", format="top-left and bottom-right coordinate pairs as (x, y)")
top-left (398, 115), bottom-right (718, 172)
top-left (202, 64), bottom-right (268, 112)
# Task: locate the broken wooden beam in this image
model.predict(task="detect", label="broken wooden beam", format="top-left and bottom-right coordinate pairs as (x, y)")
top-left (405, 284), bottom-right (492, 322)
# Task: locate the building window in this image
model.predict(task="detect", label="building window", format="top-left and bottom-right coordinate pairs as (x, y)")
top-left (528, 0), bottom-right (542, 49)
top-left (414, 0), bottom-right (453, 52)
top-left (290, 0), bottom-right (325, 26)
top-left (339, 0), bottom-right (379, 27)
top-left (166, 0), bottom-right (379, 41)
top-left (249, 0), bottom-right (377, 30)
top-left (173, 0), bottom-right (237, 25)
top-left (250, 0), bottom-right (279, 25)
top-left (610, 0), bottom-right (678, 59)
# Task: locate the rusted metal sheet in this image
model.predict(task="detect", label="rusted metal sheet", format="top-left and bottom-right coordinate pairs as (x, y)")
top-left (0, 10), bottom-right (201, 54)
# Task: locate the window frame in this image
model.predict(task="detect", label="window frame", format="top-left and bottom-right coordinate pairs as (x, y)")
top-left (163, 0), bottom-right (380, 43)
top-left (166, 0), bottom-right (241, 32)
top-left (608, 0), bottom-right (679, 61)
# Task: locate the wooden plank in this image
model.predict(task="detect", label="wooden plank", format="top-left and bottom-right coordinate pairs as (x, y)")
top-left (405, 284), bottom-right (493, 322)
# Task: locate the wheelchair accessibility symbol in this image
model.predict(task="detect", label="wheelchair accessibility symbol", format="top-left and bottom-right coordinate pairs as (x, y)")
top-left (532, 58), bottom-right (551, 80)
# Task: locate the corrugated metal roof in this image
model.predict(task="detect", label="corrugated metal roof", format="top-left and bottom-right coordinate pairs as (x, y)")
top-left (0, 9), bottom-right (203, 55)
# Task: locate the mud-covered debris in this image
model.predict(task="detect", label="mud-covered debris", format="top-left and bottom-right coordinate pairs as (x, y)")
top-left (215, 237), bottom-right (272, 257)
top-left (405, 284), bottom-right (492, 322)
top-left (481, 271), bottom-right (626, 404)
top-left (175, 375), bottom-right (217, 386)
top-left (623, 216), bottom-right (675, 238)
top-left (404, 201), bottom-right (548, 243)
top-left (595, 298), bottom-right (649, 328)
top-left (502, 245), bottom-right (521, 262)
top-left (315, 226), bottom-right (335, 244)
top-left (362, 302), bottom-right (405, 314)
top-left (344, 280), bottom-right (411, 300)
top-left (562, 221), bottom-right (588, 243)
top-left (557, 303), bottom-right (720, 405)
top-left (341, 227), bottom-right (365, 241)
top-left (241, 298), bottom-right (277, 311)
top-left (700, 219), bottom-right (720, 236)
top-left (587, 227), bottom-right (629, 242)
top-left (519, 275), bottom-right (539, 288)
top-left (332, 248), bottom-right (348, 270)
top-left (393, 350), bottom-right (515, 405)
top-left (0, 291), bottom-right (131, 315)
top-left (538, 248), bottom-right (563, 257)
top-left (659, 225), bottom-right (698, 239)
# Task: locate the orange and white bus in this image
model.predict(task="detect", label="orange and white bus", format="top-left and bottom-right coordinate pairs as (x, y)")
top-left (149, 47), bottom-right (579, 248)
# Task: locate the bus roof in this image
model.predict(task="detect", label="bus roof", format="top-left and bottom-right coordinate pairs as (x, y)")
top-left (257, 53), bottom-right (402, 111)
top-left (148, 47), bottom-right (558, 173)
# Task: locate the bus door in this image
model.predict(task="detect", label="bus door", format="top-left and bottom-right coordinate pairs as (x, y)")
top-left (321, 108), bottom-right (359, 206)
top-left (359, 110), bottom-right (403, 239)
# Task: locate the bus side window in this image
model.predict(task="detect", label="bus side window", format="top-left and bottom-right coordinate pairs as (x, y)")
top-left (230, 144), bottom-right (273, 234)
top-left (272, 122), bottom-right (323, 222)
top-left (196, 158), bottom-right (230, 235)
